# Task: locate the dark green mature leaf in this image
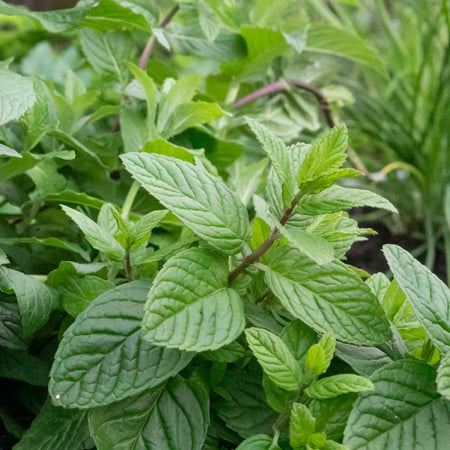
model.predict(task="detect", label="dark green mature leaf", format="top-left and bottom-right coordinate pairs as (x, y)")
top-left (215, 368), bottom-right (278, 438)
top-left (437, 353), bottom-right (450, 400)
top-left (384, 245), bottom-right (450, 353)
top-left (50, 281), bottom-right (193, 408)
top-left (121, 153), bottom-right (249, 255)
top-left (0, 69), bottom-right (35, 126)
top-left (265, 246), bottom-right (391, 345)
top-left (13, 399), bottom-right (90, 450)
top-left (236, 434), bottom-right (276, 450)
top-left (0, 349), bottom-right (49, 386)
top-left (89, 376), bottom-right (209, 450)
top-left (280, 320), bottom-right (317, 367)
top-left (0, 296), bottom-right (29, 351)
top-left (344, 360), bottom-right (450, 449)
top-left (0, 267), bottom-right (58, 335)
top-left (142, 248), bottom-right (244, 351)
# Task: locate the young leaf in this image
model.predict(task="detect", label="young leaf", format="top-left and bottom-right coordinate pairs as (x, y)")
top-left (298, 185), bottom-right (398, 215)
top-left (142, 248), bottom-right (245, 351)
top-left (265, 246), bottom-right (391, 345)
top-left (50, 281), bottom-right (193, 408)
top-left (245, 327), bottom-right (302, 391)
top-left (89, 376), bottom-right (209, 450)
top-left (61, 205), bottom-right (125, 261)
top-left (305, 344), bottom-right (326, 377)
top-left (384, 244), bottom-right (450, 353)
top-left (297, 125), bottom-right (348, 186)
top-left (129, 209), bottom-right (168, 249)
top-left (13, 399), bottom-right (90, 450)
top-left (121, 153), bottom-right (249, 255)
top-left (344, 360), bottom-right (450, 449)
top-left (0, 69), bottom-right (36, 126)
top-left (305, 374), bottom-right (373, 399)
top-left (289, 403), bottom-right (316, 448)
top-left (0, 267), bottom-right (58, 335)
top-left (318, 332), bottom-right (337, 372)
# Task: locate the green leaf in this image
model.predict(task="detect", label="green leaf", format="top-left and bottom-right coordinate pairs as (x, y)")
top-left (0, 297), bottom-right (29, 352)
top-left (245, 327), bottom-right (302, 391)
top-left (0, 349), bottom-right (49, 386)
top-left (84, 0), bottom-right (156, 32)
top-left (49, 281), bottom-right (193, 408)
top-left (280, 320), bottom-right (317, 367)
top-left (0, 143), bottom-right (21, 158)
top-left (0, 267), bottom-right (58, 335)
top-left (141, 139), bottom-right (204, 163)
top-left (236, 434), bottom-right (276, 450)
top-left (121, 153), bottom-right (249, 255)
top-left (45, 190), bottom-right (105, 210)
top-left (203, 341), bottom-right (247, 363)
top-left (61, 205), bottom-right (125, 261)
top-left (318, 332), bottom-right (337, 372)
top-left (305, 344), bottom-right (326, 377)
top-left (344, 360), bottom-right (450, 449)
top-left (0, 237), bottom-right (90, 261)
top-left (13, 399), bottom-right (90, 450)
top-left (297, 125), bottom-right (348, 186)
top-left (384, 244), bottom-right (450, 353)
top-left (89, 376), bottom-right (209, 450)
top-left (142, 248), bottom-right (244, 351)
top-left (79, 28), bottom-right (135, 76)
top-left (437, 353), bottom-right (450, 399)
top-left (265, 246), bottom-right (391, 345)
top-left (130, 209), bottom-right (168, 249)
top-left (0, 69), bottom-right (35, 126)
top-left (306, 24), bottom-right (386, 75)
top-left (262, 374), bottom-right (296, 412)
top-left (215, 368), bottom-right (278, 437)
top-left (289, 403), bottom-right (316, 448)
top-left (306, 374), bottom-right (373, 399)
top-left (298, 185), bottom-right (398, 215)
top-left (246, 117), bottom-right (294, 199)
top-left (281, 226), bottom-right (335, 265)
top-left (47, 263), bottom-right (114, 317)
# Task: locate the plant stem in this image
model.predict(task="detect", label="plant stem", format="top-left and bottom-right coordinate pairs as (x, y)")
top-left (125, 249), bottom-right (132, 281)
top-left (138, 4), bottom-right (180, 70)
top-left (121, 180), bottom-right (140, 220)
top-left (228, 193), bottom-right (302, 284)
top-left (424, 210), bottom-right (436, 270)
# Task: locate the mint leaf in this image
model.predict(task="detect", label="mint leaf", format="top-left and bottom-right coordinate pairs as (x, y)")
top-left (49, 281), bottom-right (193, 408)
top-left (14, 399), bottom-right (90, 450)
top-left (245, 327), bottom-right (302, 391)
top-left (344, 360), bottom-right (450, 449)
top-left (437, 352), bottom-right (450, 399)
top-left (280, 320), bottom-right (317, 367)
top-left (61, 205), bottom-right (125, 261)
top-left (306, 374), bottom-right (373, 399)
top-left (0, 297), bottom-right (29, 351)
top-left (89, 376), bottom-right (209, 450)
top-left (384, 244), bottom-right (450, 353)
top-left (236, 434), bottom-right (277, 450)
top-left (265, 246), bottom-right (391, 345)
top-left (290, 403), bottom-right (316, 448)
top-left (0, 268), bottom-right (58, 335)
top-left (0, 70), bottom-right (35, 126)
top-left (121, 153), bottom-right (249, 255)
top-left (299, 185), bottom-right (398, 215)
top-left (143, 248), bottom-right (244, 351)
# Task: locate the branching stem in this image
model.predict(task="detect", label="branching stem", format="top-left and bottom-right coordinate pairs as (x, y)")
top-left (228, 193), bottom-right (302, 284)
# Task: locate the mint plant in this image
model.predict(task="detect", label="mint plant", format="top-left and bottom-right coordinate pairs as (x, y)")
top-left (0, 1), bottom-right (449, 449)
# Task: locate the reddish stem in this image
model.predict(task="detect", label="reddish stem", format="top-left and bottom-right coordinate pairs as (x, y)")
top-left (138, 4), bottom-right (180, 70)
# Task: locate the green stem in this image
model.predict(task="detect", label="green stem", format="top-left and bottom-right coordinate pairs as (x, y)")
top-left (424, 211), bottom-right (436, 270)
top-left (444, 229), bottom-right (450, 286)
top-left (121, 180), bottom-right (140, 220)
